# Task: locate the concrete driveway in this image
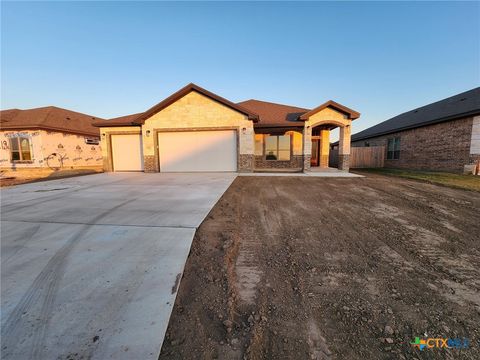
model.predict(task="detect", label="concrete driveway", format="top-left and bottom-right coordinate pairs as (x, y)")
top-left (1, 172), bottom-right (236, 360)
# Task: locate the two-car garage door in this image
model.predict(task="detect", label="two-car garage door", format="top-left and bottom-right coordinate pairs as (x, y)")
top-left (158, 130), bottom-right (237, 172)
top-left (111, 130), bottom-right (237, 172)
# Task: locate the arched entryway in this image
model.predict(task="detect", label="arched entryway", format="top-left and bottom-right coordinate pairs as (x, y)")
top-left (300, 102), bottom-right (358, 172)
top-left (309, 121), bottom-right (351, 171)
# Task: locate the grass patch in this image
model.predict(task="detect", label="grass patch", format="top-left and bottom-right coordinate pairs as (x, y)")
top-left (355, 168), bottom-right (480, 192)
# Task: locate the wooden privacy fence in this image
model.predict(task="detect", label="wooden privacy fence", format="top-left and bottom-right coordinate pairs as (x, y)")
top-left (329, 149), bottom-right (339, 168)
top-left (350, 146), bottom-right (385, 168)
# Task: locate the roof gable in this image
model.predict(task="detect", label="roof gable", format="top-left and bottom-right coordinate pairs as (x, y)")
top-left (299, 100), bottom-right (360, 121)
top-left (135, 83), bottom-right (259, 124)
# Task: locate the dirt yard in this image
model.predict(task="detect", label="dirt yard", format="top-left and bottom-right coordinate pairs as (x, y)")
top-left (0, 168), bottom-right (102, 187)
top-left (160, 174), bottom-right (480, 360)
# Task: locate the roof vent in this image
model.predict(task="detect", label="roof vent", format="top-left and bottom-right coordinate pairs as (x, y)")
top-left (460, 97), bottom-right (467, 101)
top-left (66, 117), bottom-right (71, 120)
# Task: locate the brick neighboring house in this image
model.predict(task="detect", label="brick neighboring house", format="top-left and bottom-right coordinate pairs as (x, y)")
top-left (94, 83), bottom-right (360, 173)
top-left (0, 106), bottom-right (105, 171)
top-left (350, 88), bottom-right (480, 173)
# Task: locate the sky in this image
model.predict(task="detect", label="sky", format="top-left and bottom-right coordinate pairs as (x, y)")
top-left (1, 1), bottom-right (479, 139)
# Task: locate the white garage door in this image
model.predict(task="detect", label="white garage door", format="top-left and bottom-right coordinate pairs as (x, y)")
top-left (111, 134), bottom-right (144, 171)
top-left (158, 130), bottom-right (237, 172)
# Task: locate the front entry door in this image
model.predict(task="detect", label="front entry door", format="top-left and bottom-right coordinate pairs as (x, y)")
top-left (311, 139), bottom-right (319, 167)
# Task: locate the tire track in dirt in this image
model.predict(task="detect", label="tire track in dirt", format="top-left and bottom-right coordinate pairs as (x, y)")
top-left (160, 176), bottom-right (480, 360)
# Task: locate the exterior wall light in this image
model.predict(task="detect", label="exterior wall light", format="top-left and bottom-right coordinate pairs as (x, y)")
top-left (146, 130), bottom-right (151, 137)
top-left (242, 127), bottom-right (247, 134)
top-left (101, 133), bottom-right (106, 138)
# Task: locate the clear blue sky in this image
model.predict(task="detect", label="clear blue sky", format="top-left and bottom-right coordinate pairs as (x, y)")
top-left (2, 1), bottom-right (479, 138)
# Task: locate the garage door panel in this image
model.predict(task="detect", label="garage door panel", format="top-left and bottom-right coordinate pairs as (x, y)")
top-left (158, 131), bottom-right (237, 172)
top-left (111, 134), bottom-right (144, 171)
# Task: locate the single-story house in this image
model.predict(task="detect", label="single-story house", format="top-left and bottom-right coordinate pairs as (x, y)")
top-left (0, 106), bottom-right (104, 170)
top-left (349, 87), bottom-right (480, 173)
top-left (94, 83), bottom-right (360, 173)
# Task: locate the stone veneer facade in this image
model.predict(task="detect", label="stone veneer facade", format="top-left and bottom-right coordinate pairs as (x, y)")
top-left (351, 116), bottom-right (478, 173)
top-left (338, 154), bottom-right (350, 171)
top-left (98, 90), bottom-right (359, 173)
top-left (238, 154), bottom-right (255, 172)
top-left (143, 155), bottom-right (157, 173)
top-left (254, 155), bottom-right (304, 170)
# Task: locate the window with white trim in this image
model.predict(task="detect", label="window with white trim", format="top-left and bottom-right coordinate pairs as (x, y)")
top-left (10, 137), bottom-right (32, 161)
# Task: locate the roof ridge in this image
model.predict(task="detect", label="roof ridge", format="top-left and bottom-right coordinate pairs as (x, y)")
top-left (239, 98), bottom-right (310, 111)
top-left (398, 87), bottom-right (480, 117)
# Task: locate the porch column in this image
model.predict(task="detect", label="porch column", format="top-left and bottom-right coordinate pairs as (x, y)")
top-left (303, 125), bottom-right (311, 171)
top-left (320, 129), bottom-right (330, 168)
top-left (338, 124), bottom-right (351, 171)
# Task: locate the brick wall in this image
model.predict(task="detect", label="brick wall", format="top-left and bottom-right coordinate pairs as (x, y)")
top-left (351, 116), bottom-right (475, 173)
top-left (254, 155), bottom-right (303, 170)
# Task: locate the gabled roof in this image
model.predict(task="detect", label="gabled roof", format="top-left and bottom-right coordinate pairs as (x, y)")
top-left (0, 106), bottom-right (104, 136)
top-left (299, 100), bottom-right (360, 121)
top-left (238, 99), bottom-right (309, 128)
top-left (93, 83), bottom-right (360, 129)
top-left (351, 87), bottom-right (480, 142)
top-left (93, 83), bottom-right (259, 127)
top-left (137, 83), bottom-right (259, 123)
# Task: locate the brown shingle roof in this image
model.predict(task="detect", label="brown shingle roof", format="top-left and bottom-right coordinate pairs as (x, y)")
top-left (0, 106), bottom-right (104, 136)
top-left (237, 99), bottom-right (309, 128)
top-left (93, 113), bottom-right (143, 127)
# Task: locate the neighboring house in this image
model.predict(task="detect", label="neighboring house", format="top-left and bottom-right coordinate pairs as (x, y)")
top-left (94, 83), bottom-right (360, 173)
top-left (0, 106), bottom-right (104, 170)
top-left (349, 87), bottom-right (480, 173)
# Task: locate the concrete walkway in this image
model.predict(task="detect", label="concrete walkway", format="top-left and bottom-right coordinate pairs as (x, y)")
top-left (1, 172), bottom-right (236, 360)
top-left (239, 170), bottom-right (364, 177)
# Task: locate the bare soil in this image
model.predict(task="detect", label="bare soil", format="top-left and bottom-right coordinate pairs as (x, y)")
top-left (160, 174), bottom-right (480, 360)
top-left (0, 168), bottom-right (102, 187)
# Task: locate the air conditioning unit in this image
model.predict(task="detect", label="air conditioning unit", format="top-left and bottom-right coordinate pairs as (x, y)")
top-left (85, 137), bottom-right (99, 145)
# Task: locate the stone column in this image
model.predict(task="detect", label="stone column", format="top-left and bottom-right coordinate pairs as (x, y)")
top-left (142, 127), bottom-right (159, 172)
top-left (319, 129), bottom-right (330, 168)
top-left (238, 126), bottom-right (255, 172)
top-left (338, 124), bottom-right (351, 171)
top-left (303, 125), bottom-right (312, 171)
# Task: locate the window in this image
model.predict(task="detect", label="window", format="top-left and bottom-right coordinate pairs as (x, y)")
top-left (387, 137), bottom-right (401, 160)
top-left (254, 134), bottom-right (263, 156)
top-left (10, 137), bottom-right (32, 161)
top-left (265, 135), bottom-right (291, 160)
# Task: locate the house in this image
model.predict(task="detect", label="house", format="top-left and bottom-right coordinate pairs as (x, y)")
top-left (349, 87), bottom-right (480, 173)
top-left (0, 106), bottom-right (104, 170)
top-left (94, 83), bottom-right (360, 173)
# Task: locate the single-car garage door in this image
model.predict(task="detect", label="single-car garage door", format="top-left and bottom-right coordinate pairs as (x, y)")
top-left (111, 134), bottom-right (144, 171)
top-left (158, 130), bottom-right (237, 172)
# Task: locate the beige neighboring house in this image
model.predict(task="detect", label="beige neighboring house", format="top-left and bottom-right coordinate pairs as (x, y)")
top-left (95, 83), bottom-right (360, 173)
top-left (0, 106), bottom-right (104, 172)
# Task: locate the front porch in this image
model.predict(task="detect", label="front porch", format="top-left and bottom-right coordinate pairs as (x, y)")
top-left (309, 122), bottom-right (351, 171)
